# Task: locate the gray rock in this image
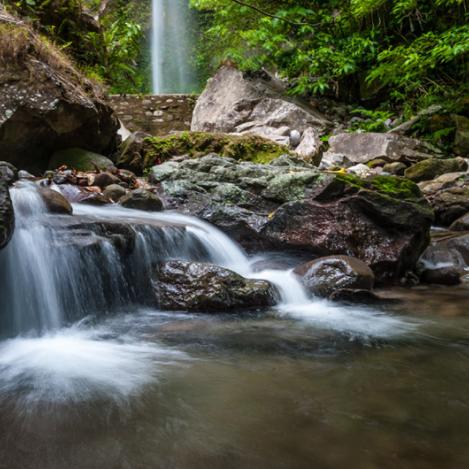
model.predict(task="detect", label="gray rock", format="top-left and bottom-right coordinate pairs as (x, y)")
top-left (450, 212), bottom-right (469, 231)
top-left (0, 161), bottom-right (18, 184)
top-left (321, 132), bottom-right (434, 168)
top-left (191, 65), bottom-right (329, 159)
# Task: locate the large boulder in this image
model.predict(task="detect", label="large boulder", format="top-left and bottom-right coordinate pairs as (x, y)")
top-left (0, 13), bottom-right (119, 172)
top-left (49, 148), bottom-right (115, 172)
top-left (152, 261), bottom-right (278, 312)
top-left (149, 155), bottom-right (433, 282)
top-left (191, 65), bottom-right (329, 160)
top-left (321, 132), bottom-right (435, 169)
top-left (405, 157), bottom-right (467, 182)
top-left (0, 181), bottom-right (14, 249)
top-left (294, 256), bottom-right (375, 298)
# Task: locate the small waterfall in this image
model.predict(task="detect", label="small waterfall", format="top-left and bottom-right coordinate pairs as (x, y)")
top-left (151, 0), bottom-right (197, 93)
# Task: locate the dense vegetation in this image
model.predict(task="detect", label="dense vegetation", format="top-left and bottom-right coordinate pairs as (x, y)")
top-left (191, 0), bottom-right (468, 118)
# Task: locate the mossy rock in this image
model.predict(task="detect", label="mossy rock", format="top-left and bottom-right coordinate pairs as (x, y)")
top-left (335, 173), bottom-right (424, 202)
top-left (49, 148), bottom-right (115, 171)
top-left (142, 132), bottom-right (289, 169)
top-left (404, 157), bottom-right (468, 182)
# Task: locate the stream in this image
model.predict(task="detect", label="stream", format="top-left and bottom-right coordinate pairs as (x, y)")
top-left (0, 183), bottom-right (468, 468)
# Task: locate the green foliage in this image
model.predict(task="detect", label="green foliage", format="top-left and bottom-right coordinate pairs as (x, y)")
top-left (191, 0), bottom-right (468, 114)
top-left (350, 108), bottom-right (394, 132)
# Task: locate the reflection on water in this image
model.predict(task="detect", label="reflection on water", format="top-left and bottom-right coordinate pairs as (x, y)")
top-left (0, 291), bottom-right (469, 469)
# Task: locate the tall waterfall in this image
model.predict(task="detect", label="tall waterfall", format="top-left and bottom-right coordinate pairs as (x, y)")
top-left (151, 0), bottom-right (196, 93)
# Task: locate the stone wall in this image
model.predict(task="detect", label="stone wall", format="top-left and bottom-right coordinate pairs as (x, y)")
top-left (108, 94), bottom-right (197, 136)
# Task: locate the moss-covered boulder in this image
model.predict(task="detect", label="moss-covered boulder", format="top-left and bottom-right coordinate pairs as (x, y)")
top-left (49, 148), bottom-right (115, 172)
top-left (117, 131), bottom-right (290, 174)
top-left (405, 157), bottom-right (467, 182)
top-left (0, 12), bottom-right (118, 172)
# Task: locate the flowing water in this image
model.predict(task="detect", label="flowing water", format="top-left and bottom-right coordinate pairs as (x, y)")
top-left (0, 183), bottom-right (468, 468)
top-left (151, 0), bottom-right (197, 93)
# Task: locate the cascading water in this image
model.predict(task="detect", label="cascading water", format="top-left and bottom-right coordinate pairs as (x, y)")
top-left (0, 183), bottom-right (415, 405)
top-left (151, 0), bottom-right (197, 93)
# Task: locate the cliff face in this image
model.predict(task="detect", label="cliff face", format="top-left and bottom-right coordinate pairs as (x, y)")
top-left (0, 9), bottom-right (119, 172)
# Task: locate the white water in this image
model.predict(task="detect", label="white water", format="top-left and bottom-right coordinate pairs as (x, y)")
top-left (151, 0), bottom-right (195, 93)
top-left (0, 184), bottom-right (417, 405)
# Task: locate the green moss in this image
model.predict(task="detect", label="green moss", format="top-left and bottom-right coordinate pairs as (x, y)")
top-left (142, 132), bottom-right (289, 169)
top-left (336, 173), bottom-right (423, 202)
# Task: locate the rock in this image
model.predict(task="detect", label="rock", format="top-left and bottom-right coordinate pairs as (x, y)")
top-left (329, 289), bottom-right (383, 304)
top-left (420, 266), bottom-right (461, 286)
top-left (38, 187), bottom-right (73, 215)
top-left (419, 233), bottom-right (469, 271)
top-left (103, 184), bottom-right (126, 202)
top-left (152, 260), bottom-right (278, 312)
top-left (404, 157), bottom-right (467, 182)
top-left (18, 170), bottom-right (35, 180)
top-left (453, 114), bottom-right (469, 156)
top-left (49, 148), bottom-right (115, 172)
top-left (294, 127), bottom-right (323, 162)
top-left (261, 176), bottom-right (433, 281)
top-left (449, 212), bottom-right (469, 231)
top-left (119, 189), bottom-right (163, 211)
top-left (0, 181), bottom-right (14, 249)
top-left (289, 130), bottom-right (301, 147)
top-left (382, 162), bottom-right (406, 175)
top-left (321, 132), bottom-right (434, 168)
top-left (348, 163), bottom-right (374, 178)
top-left (92, 172), bottom-right (120, 188)
top-left (147, 155), bottom-right (432, 281)
top-left (0, 15), bottom-right (119, 172)
top-left (294, 256), bottom-right (375, 297)
top-left (191, 65), bottom-right (329, 160)
top-left (0, 161), bottom-right (18, 184)
top-left (116, 131), bottom-right (151, 174)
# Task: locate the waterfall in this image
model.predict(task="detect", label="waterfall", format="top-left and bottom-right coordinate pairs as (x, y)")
top-left (151, 0), bottom-right (196, 93)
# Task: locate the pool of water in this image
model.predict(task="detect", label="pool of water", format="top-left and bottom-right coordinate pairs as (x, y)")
top-left (0, 285), bottom-right (468, 469)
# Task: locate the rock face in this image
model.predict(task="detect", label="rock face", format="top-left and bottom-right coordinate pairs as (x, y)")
top-left (405, 157), bottom-right (468, 182)
top-left (119, 189), bottom-right (163, 211)
top-left (0, 14), bottom-right (119, 172)
top-left (0, 182), bottom-right (14, 249)
top-left (152, 261), bottom-right (278, 312)
top-left (191, 65), bottom-right (329, 160)
top-left (149, 154), bottom-right (433, 281)
top-left (294, 255), bottom-right (375, 297)
top-left (321, 132), bottom-right (434, 169)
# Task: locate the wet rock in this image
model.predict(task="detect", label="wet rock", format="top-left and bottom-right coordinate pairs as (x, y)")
top-left (294, 256), bottom-right (375, 297)
top-left (152, 260), bottom-right (278, 312)
top-left (419, 232), bottom-right (469, 271)
top-left (49, 148), bottom-right (115, 172)
top-left (103, 184), bottom-right (126, 202)
top-left (0, 15), bottom-right (118, 172)
top-left (18, 170), bottom-right (35, 180)
top-left (405, 157), bottom-right (467, 182)
top-left (0, 181), bottom-right (14, 249)
top-left (0, 162), bottom-right (18, 184)
top-left (321, 132), bottom-right (434, 168)
top-left (119, 189), bottom-right (163, 211)
top-left (329, 289), bottom-right (382, 304)
top-left (420, 266), bottom-right (461, 286)
top-left (191, 65), bottom-right (329, 159)
top-left (92, 172), bottom-right (121, 189)
top-left (450, 212), bottom-right (469, 231)
top-left (39, 187), bottom-right (73, 215)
